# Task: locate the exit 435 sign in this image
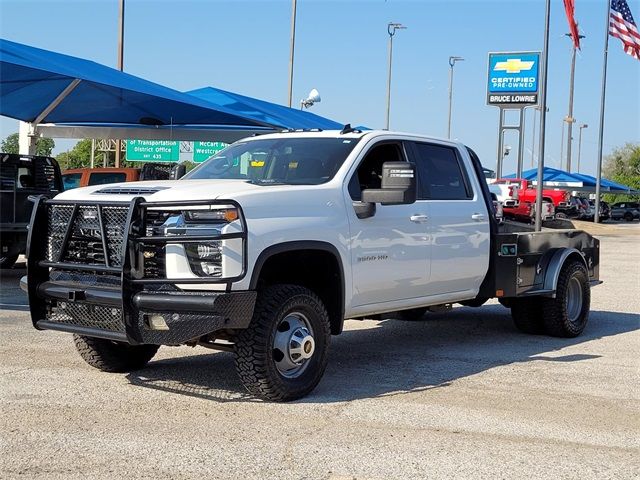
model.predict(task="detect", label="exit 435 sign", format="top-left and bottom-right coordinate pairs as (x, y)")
top-left (487, 51), bottom-right (540, 106)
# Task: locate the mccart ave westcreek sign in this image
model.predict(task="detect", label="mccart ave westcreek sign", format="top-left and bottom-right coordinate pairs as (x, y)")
top-left (487, 52), bottom-right (540, 107)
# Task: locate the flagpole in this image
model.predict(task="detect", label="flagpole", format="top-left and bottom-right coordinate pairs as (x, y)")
top-left (595, 0), bottom-right (612, 224)
top-left (535, 0), bottom-right (551, 232)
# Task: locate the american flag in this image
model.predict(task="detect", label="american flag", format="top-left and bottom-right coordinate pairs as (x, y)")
top-left (610, 0), bottom-right (640, 60)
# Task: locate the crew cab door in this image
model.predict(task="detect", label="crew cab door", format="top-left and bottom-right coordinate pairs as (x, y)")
top-left (407, 142), bottom-right (490, 297)
top-left (346, 140), bottom-right (431, 307)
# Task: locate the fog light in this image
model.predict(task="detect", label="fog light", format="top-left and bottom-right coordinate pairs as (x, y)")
top-left (145, 314), bottom-right (169, 331)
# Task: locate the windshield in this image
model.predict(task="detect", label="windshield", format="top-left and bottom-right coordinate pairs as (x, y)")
top-left (183, 137), bottom-right (360, 185)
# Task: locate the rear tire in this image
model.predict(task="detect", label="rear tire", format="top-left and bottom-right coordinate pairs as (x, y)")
top-left (541, 261), bottom-right (590, 338)
top-left (234, 285), bottom-right (331, 401)
top-left (397, 307), bottom-right (428, 321)
top-left (624, 212), bottom-right (634, 222)
top-left (73, 335), bottom-right (159, 372)
top-left (0, 253), bottom-right (18, 269)
top-left (511, 298), bottom-right (544, 334)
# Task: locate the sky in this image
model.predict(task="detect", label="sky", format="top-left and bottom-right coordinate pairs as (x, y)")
top-left (0, 0), bottom-right (638, 176)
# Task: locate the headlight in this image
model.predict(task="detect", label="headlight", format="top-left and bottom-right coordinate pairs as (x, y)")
top-left (146, 206), bottom-right (243, 279)
top-left (184, 241), bottom-right (223, 277)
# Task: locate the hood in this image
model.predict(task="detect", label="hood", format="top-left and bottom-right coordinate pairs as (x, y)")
top-left (55, 179), bottom-right (265, 203)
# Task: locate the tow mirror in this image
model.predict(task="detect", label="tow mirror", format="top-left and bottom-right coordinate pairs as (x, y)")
top-left (361, 161), bottom-right (417, 206)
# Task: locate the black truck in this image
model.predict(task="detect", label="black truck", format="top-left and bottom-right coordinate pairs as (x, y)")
top-left (1, 153), bottom-right (63, 268)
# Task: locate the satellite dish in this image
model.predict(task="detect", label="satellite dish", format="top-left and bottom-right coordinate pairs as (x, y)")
top-left (301, 89), bottom-right (321, 109)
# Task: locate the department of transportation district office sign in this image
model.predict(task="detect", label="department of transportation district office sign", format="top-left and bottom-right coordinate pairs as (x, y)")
top-left (126, 140), bottom-right (227, 163)
top-left (487, 51), bottom-right (540, 107)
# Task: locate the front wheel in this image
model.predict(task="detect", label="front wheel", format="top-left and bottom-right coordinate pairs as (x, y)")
top-left (73, 335), bottom-right (159, 372)
top-left (234, 285), bottom-right (330, 401)
top-left (624, 212), bottom-right (634, 222)
top-left (542, 261), bottom-right (590, 337)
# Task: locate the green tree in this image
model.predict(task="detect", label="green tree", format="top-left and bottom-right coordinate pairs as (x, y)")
top-left (602, 143), bottom-right (640, 203)
top-left (56, 139), bottom-right (94, 169)
top-left (1, 132), bottom-right (55, 156)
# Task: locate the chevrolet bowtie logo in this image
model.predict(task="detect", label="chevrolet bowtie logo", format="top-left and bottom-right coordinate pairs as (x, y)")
top-left (494, 58), bottom-right (535, 74)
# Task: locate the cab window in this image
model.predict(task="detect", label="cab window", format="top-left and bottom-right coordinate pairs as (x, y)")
top-left (62, 173), bottom-right (82, 190)
top-left (412, 142), bottom-right (472, 200)
top-left (88, 172), bottom-right (127, 186)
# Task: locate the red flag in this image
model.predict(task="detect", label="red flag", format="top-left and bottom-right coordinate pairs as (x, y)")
top-left (563, 0), bottom-right (581, 49)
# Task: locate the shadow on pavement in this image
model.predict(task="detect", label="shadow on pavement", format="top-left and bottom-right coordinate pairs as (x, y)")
top-left (126, 305), bottom-right (639, 403)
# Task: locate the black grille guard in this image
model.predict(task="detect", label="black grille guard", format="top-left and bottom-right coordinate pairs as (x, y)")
top-left (26, 195), bottom-right (250, 344)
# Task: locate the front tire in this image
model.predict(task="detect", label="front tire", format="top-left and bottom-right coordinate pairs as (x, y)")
top-left (73, 335), bottom-right (159, 372)
top-left (234, 285), bottom-right (330, 401)
top-left (542, 261), bottom-right (590, 337)
top-left (624, 212), bottom-right (634, 222)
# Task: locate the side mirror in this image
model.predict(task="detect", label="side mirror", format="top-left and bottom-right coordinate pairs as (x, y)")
top-left (361, 161), bottom-right (417, 205)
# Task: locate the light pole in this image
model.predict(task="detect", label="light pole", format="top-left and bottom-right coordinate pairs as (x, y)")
top-left (447, 56), bottom-right (464, 139)
top-left (287, 0), bottom-right (297, 108)
top-left (385, 22), bottom-right (406, 130)
top-left (114, 0), bottom-right (125, 168)
top-left (577, 123), bottom-right (588, 172)
top-left (564, 32), bottom-right (585, 172)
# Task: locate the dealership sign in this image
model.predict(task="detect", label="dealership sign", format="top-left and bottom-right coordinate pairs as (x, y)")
top-left (487, 52), bottom-right (540, 106)
top-left (126, 140), bottom-right (227, 163)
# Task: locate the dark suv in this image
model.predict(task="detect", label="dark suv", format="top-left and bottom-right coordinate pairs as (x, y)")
top-left (0, 154), bottom-right (63, 268)
top-left (610, 202), bottom-right (640, 222)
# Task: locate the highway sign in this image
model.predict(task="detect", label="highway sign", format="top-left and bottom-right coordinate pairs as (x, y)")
top-left (125, 140), bottom-right (179, 162)
top-left (126, 140), bottom-right (228, 163)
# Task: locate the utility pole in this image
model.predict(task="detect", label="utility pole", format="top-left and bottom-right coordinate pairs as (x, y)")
top-left (447, 56), bottom-right (464, 139)
top-left (287, 0), bottom-right (297, 108)
top-left (564, 32), bottom-right (585, 172)
top-left (115, 0), bottom-right (125, 168)
top-left (385, 22), bottom-right (406, 130)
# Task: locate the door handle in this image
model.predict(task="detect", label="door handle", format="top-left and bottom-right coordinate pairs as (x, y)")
top-left (410, 214), bottom-right (429, 223)
top-left (471, 213), bottom-right (485, 221)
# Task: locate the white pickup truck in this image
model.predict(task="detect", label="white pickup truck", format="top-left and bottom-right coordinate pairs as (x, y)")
top-left (24, 128), bottom-right (601, 401)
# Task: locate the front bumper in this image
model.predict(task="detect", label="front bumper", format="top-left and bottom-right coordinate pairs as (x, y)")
top-left (21, 276), bottom-right (255, 344)
top-left (24, 196), bottom-right (254, 345)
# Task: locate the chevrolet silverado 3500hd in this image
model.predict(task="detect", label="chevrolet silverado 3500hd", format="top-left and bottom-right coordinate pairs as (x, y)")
top-left (23, 129), bottom-right (600, 401)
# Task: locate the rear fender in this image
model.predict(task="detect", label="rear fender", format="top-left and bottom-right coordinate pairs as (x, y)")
top-left (541, 248), bottom-right (588, 297)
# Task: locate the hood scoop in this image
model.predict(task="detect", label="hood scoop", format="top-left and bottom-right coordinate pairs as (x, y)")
top-left (93, 186), bottom-right (170, 195)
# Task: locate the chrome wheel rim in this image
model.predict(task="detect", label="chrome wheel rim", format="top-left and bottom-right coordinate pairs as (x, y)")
top-left (273, 312), bottom-right (315, 378)
top-left (566, 276), bottom-right (583, 324)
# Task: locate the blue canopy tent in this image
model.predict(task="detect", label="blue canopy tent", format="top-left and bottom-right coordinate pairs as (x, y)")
top-left (187, 87), bottom-right (343, 131)
top-left (0, 39), bottom-right (344, 149)
top-left (505, 167), bottom-right (634, 193)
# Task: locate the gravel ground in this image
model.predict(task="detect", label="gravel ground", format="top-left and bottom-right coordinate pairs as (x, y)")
top-left (1, 233), bottom-right (638, 480)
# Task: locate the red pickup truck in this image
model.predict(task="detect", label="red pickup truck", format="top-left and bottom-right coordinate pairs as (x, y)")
top-left (494, 178), bottom-right (569, 205)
